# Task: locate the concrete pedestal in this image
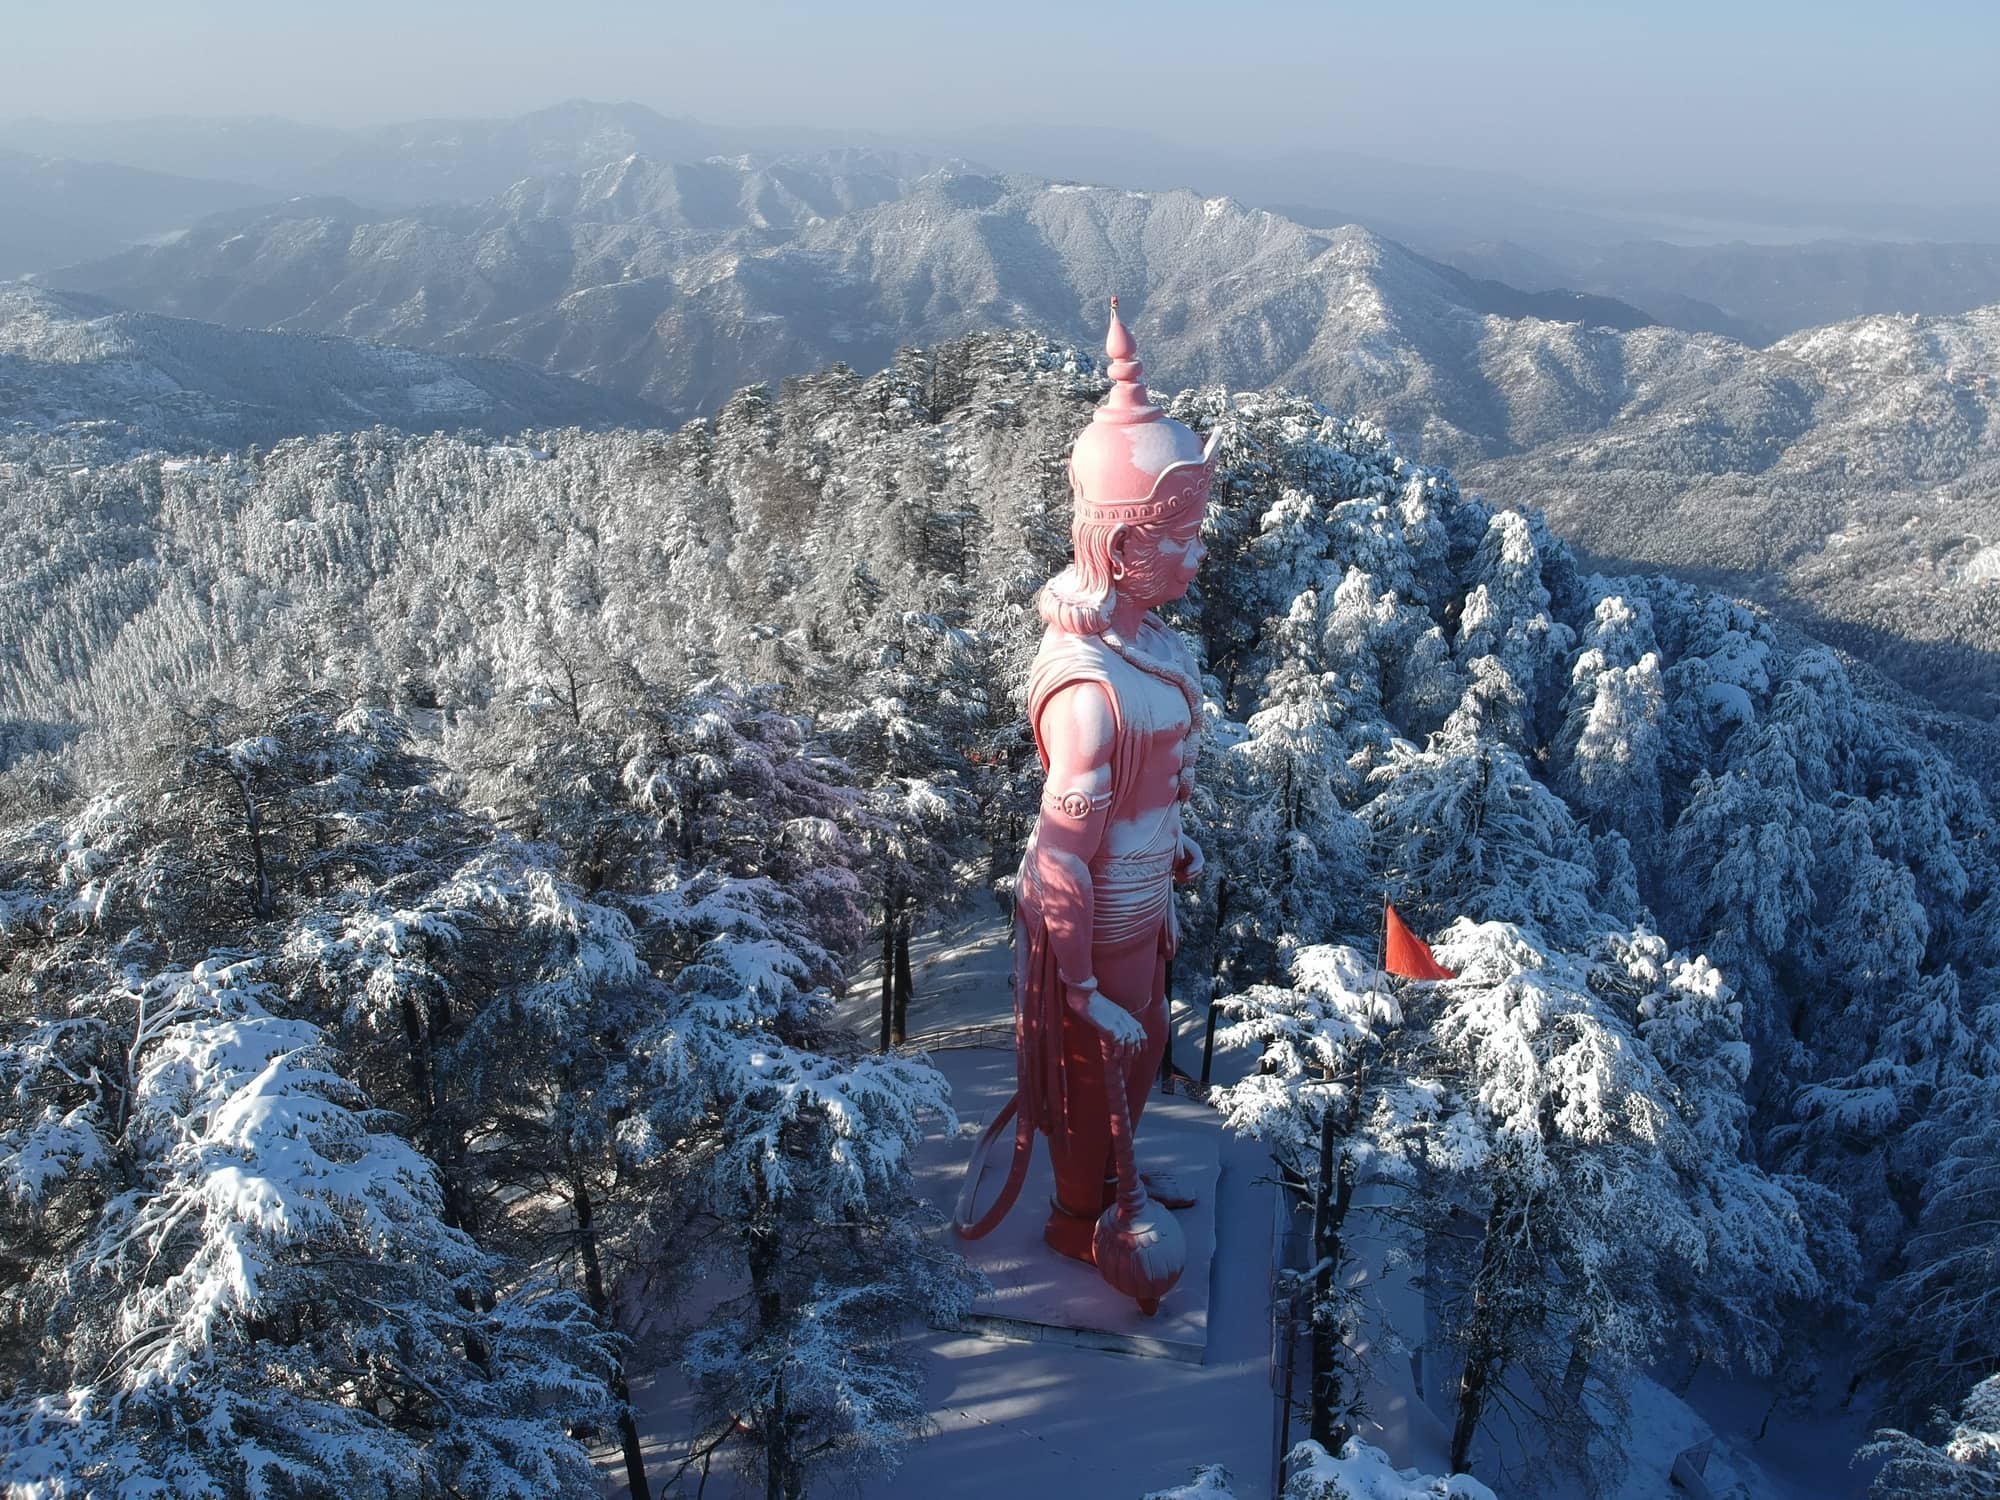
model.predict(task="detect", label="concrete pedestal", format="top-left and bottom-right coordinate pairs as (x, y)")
top-left (923, 1045), bottom-right (1222, 1363)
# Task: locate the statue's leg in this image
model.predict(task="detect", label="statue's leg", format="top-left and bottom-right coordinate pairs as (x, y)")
top-left (1127, 940), bottom-right (1197, 1209)
top-left (1043, 932), bottom-right (1169, 1262)
top-left (1044, 996), bottom-right (1113, 1262)
top-left (1123, 942), bottom-right (1170, 1131)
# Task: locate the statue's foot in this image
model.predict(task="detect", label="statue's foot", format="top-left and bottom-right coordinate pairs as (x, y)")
top-left (1142, 1169), bottom-right (1197, 1209)
top-left (1043, 1202), bottom-right (1098, 1265)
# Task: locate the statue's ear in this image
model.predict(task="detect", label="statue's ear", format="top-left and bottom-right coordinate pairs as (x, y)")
top-left (1107, 523), bottom-right (1132, 582)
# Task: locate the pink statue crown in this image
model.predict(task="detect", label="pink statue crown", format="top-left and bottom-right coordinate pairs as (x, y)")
top-left (1066, 298), bottom-right (1220, 530)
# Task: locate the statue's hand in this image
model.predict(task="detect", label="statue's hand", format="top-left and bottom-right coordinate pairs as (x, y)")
top-left (1066, 979), bottom-right (1147, 1060)
top-left (1173, 832), bottom-right (1205, 885)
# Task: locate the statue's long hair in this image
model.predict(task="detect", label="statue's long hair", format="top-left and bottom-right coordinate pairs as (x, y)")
top-left (1036, 518), bottom-right (1182, 636)
top-left (1032, 515), bottom-right (1206, 801)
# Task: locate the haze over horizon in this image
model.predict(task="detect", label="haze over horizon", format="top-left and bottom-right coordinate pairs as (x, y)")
top-left (7, 0), bottom-right (1996, 222)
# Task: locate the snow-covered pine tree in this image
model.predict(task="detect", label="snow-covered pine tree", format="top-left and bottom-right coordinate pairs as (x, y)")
top-left (1554, 594), bottom-right (1668, 856)
top-left (0, 954), bottom-right (615, 1496)
top-left (1863, 1064), bottom-right (2000, 1429)
top-left (1864, 1375), bottom-right (2000, 1500)
top-left (822, 620), bottom-right (980, 1045)
top-left (631, 920), bottom-right (980, 1499)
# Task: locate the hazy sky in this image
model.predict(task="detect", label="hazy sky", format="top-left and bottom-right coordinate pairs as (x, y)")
top-left (7, 0), bottom-right (1995, 206)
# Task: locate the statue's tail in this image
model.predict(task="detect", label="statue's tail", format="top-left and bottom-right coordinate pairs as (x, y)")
top-left (954, 897), bottom-right (1067, 1238)
top-left (953, 1091), bottom-right (1031, 1238)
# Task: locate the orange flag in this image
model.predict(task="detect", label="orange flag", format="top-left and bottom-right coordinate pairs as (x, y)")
top-left (1384, 902), bottom-right (1456, 981)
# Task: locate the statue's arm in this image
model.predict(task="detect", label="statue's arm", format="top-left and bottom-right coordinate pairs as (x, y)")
top-left (1026, 680), bottom-right (1147, 1058)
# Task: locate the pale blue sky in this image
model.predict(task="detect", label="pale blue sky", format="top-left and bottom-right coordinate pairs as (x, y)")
top-left (6, 0), bottom-right (1994, 204)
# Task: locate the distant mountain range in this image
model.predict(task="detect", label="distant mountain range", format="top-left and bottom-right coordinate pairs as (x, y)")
top-left (1436, 237), bottom-right (2000, 348)
top-left (0, 101), bottom-right (771, 210)
top-left (0, 284), bottom-right (659, 453)
top-left (47, 151), bottom-right (956, 414)
top-left (8, 99), bottom-right (2000, 343)
top-left (4, 104), bottom-right (1996, 721)
top-left (0, 149), bottom-right (274, 279)
top-left (47, 161), bottom-right (1691, 446)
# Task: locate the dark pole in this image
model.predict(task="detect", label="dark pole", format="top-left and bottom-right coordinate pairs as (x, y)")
top-left (1275, 1290), bottom-right (1298, 1499)
top-left (1159, 958), bottom-right (1175, 1093)
top-left (1200, 995), bottom-right (1220, 1086)
top-left (1308, 1100), bottom-right (1339, 1446)
top-left (879, 889), bottom-right (896, 1053)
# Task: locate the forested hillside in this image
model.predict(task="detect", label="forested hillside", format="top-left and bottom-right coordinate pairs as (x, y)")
top-left (0, 284), bottom-right (661, 458)
top-left (47, 160), bottom-right (2000, 725)
top-left (1468, 304), bottom-right (2000, 719)
top-left (3, 332), bottom-right (1996, 1495)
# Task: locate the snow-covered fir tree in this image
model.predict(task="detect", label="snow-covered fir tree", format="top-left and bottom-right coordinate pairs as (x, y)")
top-left (3, 328), bottom-right (1997, 1492)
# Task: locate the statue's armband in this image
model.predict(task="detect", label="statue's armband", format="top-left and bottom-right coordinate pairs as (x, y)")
top-left (1040, 783), bottom-right (1112, 823)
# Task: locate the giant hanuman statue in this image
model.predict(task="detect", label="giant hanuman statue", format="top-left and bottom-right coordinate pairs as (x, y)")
top-left (957, 300), bottom-right (1219, 1314)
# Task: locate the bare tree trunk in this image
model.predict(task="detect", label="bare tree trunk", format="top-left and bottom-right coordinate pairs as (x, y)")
top-left (1561, 1338), bottom-right (1590, 1407)
top-left (1309, 1104), bottom-right (1339, 1449)
top-left (748, 1192), bottom-right (793, 1500)
top-left (1451, 1324), bottom-right (1497, 1473)
top-left (1451, 1193), bottom-right (1515, 1475)
top-left (879, 893), bottom-right (896, 1053)
top-left (571, 1163), bottom-right (652, 1500)
top-left (1309, 1112), bottom-right (1360, 1449)
top-left (232, 771), bottom-right (273, 920)
top-left (397, 992), bottom-right (435, 1123)
top-left (1209, 875), bottom-right (1232, 994)
top-left (764, 1372), bottom-right (789, 1500)
top-left (892, 904), bottom-right (913, 1046)
top-left (411, 986), bottom-right (476, 1236)
top-left (1673, 1346), bottom-right (1705, 1398)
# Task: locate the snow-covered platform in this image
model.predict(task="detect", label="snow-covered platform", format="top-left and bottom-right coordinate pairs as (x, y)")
top-left (646, 904), bottom-right (1283, 1496)
top-left (918, 1042), bottom-right (1222, 1364)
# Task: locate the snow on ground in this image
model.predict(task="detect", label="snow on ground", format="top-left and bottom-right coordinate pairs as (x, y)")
top-left (1673, 1364), bottom-right (1881, 1500)
top-left (609, 899), bottom-right (1282, 1497)
top-left (1339, 1171), bottom-right (1880, 1499)
top-left (1343, 1180), bottom-right (1457, 1478)
top-left (610, 898), bottom-right (1880, 1498)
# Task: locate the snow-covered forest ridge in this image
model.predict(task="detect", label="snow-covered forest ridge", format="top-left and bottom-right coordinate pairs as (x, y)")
top-left (2, 330), bottom-right (1997, 1497)
top-left (13, 119), bottom-right (2000, 724)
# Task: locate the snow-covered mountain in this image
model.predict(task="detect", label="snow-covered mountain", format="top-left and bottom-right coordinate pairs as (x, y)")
top-left (33, 154), bottom-right (2000, 717)
top-left (1468, 304), bottom-right (2000, 715)
top-left (48, 151), bottom-right (949, 411)
top-left (0, 148), bottom-right (275, 278)
top-left (1441, 236), bottom-right (2000, 347)
top-left (0, 100), bottom-right (888, 211)
top-left (0, 283), bottom-right (662, 453)
top-left (51, 164), bottom-right (1667, 444)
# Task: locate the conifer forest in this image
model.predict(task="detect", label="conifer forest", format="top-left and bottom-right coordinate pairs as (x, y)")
top-left (2, 323), bottom-right (1996, 1498)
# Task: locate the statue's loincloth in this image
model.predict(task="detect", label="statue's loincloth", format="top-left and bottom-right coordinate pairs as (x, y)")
top-left (1086, 844), bottom-right (1177, 947)
top-left (1016, 836), bottom-right (1177, 952)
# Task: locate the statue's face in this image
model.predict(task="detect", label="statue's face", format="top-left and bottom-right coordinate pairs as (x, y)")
top-left (1113, 513), bottom-right (1208, 607)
